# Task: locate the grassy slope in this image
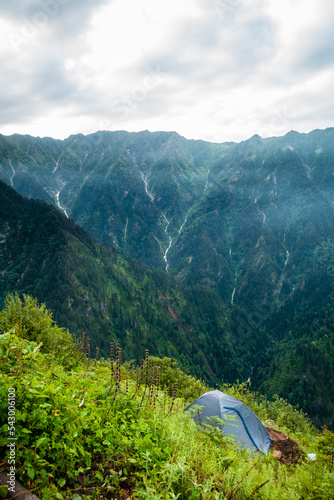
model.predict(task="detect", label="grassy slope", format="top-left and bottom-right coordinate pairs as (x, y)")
top-left (0, 300), bottom-right (334, 499)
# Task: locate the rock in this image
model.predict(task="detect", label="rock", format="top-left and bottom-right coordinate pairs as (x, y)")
top-left (272, 450), bottom-right (283, 460)
top-left (0, 472), bottom-right (40, 499)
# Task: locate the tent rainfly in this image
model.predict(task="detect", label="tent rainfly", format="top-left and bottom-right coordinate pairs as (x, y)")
top-left (185, 390), bottom-right (274, 455)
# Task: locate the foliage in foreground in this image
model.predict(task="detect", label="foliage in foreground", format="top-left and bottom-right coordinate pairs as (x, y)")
top-left (0, 296), bottom-right (334, 499)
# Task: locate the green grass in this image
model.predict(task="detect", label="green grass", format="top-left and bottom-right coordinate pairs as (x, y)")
top-left (1, 297), bottom-right (334, 499)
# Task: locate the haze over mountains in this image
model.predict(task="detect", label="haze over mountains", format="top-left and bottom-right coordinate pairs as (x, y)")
top-left (1, 127), bottom-right (334, 428)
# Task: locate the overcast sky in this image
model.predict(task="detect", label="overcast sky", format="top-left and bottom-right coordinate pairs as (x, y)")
top-left (0, 0), bottom-right (334, 143)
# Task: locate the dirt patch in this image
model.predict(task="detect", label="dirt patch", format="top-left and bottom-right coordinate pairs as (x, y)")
top-left (266, 427), bottom-right (305, 465)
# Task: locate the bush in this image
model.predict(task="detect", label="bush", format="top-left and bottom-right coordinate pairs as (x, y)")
top-left (0, 294), bottom-right (78, 368)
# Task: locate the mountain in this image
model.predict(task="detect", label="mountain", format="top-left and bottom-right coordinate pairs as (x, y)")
top-left (0, 130), bottom-right (223, 267)
top-left (2, 128), bottom-right (334, 318)
top-left (255, 246), bottom-right (334, 428)
top-left (1, 127), bottom-right (334, 428)
top-left (0, 179), bottom-right (259, 386)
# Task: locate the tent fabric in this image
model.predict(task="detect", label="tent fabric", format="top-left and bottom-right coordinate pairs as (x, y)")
top-left (185, 390), bottom-right (274, 455)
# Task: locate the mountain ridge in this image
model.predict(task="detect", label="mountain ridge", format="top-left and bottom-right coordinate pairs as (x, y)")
top-left (2, 127), bottom-right (334, 427)
top-left (2, 126), bottom-right (334, 315)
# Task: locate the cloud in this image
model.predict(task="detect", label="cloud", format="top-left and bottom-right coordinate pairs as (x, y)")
top-left (0, 0), bottom-right (333, 142)
top-left (1, 0), bottom-right (113, 70)
top-left (1, 0), bottom-right (111, 31)
top-left (0, 0), bottom-right (112, 124)
top-left (294, 20), bottom-right (334, 72)
top-left (132, 9), bottom-right (277, 102)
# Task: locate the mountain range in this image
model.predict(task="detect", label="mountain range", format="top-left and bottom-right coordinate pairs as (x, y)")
top-left (1, 127), bottom-right (334, 428)
top-left (0, 178), bottom-right (258, 386)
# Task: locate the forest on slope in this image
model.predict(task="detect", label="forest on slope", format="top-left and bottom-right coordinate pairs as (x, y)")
top-left (0, 179), bottom-right (259, 388)
top-left (1, 127), bottom-right (334, 429)
top-left (2, 128), bottom-right (334, 316)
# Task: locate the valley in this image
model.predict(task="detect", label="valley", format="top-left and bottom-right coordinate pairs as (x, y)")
top-left (1, 127), bottom-right (334, 428)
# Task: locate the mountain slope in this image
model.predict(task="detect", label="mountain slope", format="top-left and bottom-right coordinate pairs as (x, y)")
top-left (2, 128), bottom-right (334, 320)
top-left (174, 135), bottom-right (334, 317)
top-left (0, 179), bottom-right (258, 385)
top-left (254, 243), bottom-right (334, 429)
top-left (0, 131), bottom-right (227, 270)
top-left (2, 128), bottom-right (334, 427)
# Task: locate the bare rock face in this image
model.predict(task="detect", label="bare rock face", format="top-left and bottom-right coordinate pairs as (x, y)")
top-left (266, 427), bottom-right (305, 465)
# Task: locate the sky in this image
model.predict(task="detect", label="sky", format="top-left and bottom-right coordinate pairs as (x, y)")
top-left (0, 0), bottom-right (334, 143)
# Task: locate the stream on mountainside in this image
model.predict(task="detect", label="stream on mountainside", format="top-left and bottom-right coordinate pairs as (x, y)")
top-left (8, 159), bottom-right (15, 187)
top-left (139, 165), bottom-right (209, 272)
top-left (56, 190), bottom-right (69, 218)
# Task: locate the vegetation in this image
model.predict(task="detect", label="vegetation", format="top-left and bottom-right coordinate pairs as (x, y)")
top-left (255, 245), bottom-right (334, 429)
top-left (0, 180), bottom-right (259, 390)
top-left (2, 128), bottom-right (334, 313)
top-left (1, 297), bottom-right (334, 499)
top-left (2, 126), bottom-right (334, 431)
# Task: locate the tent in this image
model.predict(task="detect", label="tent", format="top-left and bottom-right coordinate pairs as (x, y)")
top-left (185, 390), bottom-right (274, 455)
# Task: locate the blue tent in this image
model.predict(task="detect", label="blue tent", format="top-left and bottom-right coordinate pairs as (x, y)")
top-left (185, 390), bottom-right (274, 455)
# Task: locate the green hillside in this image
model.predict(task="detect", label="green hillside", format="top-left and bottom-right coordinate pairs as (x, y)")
top-left (1, 299), bottom-right (334, 499)
top-left (1, 127), bottom-right (334, 429)
top-left (255, 246), bottom-right (334, 429)
top-left (0, 180), bottom-right (258, 387)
